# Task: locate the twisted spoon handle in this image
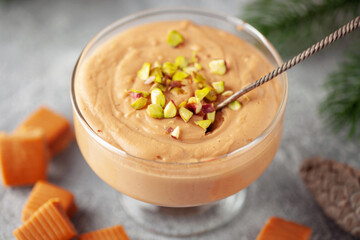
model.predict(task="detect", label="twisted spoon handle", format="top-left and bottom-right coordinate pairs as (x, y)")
top-left (216, 16), bottom-right (360, 110)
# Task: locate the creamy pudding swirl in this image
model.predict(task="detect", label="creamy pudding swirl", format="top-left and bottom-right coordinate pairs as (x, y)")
top-left (75, 20), bottom-right (282, 163)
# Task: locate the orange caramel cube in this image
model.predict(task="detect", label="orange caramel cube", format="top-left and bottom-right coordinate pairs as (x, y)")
top-left (256, 217), bottom-right (312, 240)
top-left (13, 198), bottom-right (77, 240)
top-left (22, 180), bottom-right (77, 221)
top-left (79, 225), bottom-right (130, 240)
top-left (15, 106), bottom-right (74, 156)
top-left (0, 131), bottom-right (48, 186)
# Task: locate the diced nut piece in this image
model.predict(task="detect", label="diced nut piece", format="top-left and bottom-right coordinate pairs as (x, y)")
top-left (183, 66), bottom-right (198, 74)
top-left (170, 87), bottom-right (185, 95)
top-left (195, 87), bottom-right (211, 101)
top-left (194, 120), bottom-right (212, 130)
top-left (222, 90), bottom-right (233, 96)
top-left (0, 131), bottom-right (48, 187)
top-left (205, 89), bottom-right (217, 102)
top-left (171, 126), bottom-right (180, 139)
top-left (131, 97), bottom-right (147, 110)
top-left (207, 111), bottom-right (216, 123)
top-left (164, 101), bottom-right (177, 118)
top-left (178, 101), bottom-right (187, 108)
top-left (153, 61), bottom-right (161, 68)
top-left (228, 100), bottom-right (242, 110)
top-left (137, 62), bottom-right (151, 80)
top-left (172, 71), bottom-right (189, 81)
top-left (150, 67), bottom-right (163, 84)
top-left (150, 83), bottom-right (166, 92)
top-left (192, 72), bottom-right (206, 83)
top-left (162, 62), bottom-right (178, 77)
top-left (209, 59), bottom-right (227, 75)
top-left (202, 104), bottom-right (215, 113)
top-left (151, 88), bottom-right (166, 107)
top-left (167, 30), bottom-right (184, 47)
top-left (144, 76), bottom-right (155, 85)
top-left (22, 181), bottom-right (77, 221)
top-left (131, 89), bottom-right (149, 97)
top-left (179, 107), bottom-right (193, 123)
top-left (243, 94), bottom-right (250, 101)
top-left (212, 81), bottom-right (225, 94)
top-left (194, 62), bottom-right (202, 70)
top-left (147, 104), bottom-right (164, 119)
top-left (175, 56), bottom-right (188, 68)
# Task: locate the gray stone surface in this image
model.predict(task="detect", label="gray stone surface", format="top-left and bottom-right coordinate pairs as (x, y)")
top-left (0, 0), bottom-right (358, 239)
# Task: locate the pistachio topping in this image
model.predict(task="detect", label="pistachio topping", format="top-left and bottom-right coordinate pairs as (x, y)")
top-left (212, 81), bottom-right (225, 94)
top-left (205, 89), bottom-right (217, 102)
top-left (178, 101), bottom-right (187, 108)
top-left (207, 111), bottom-right (216, 123)
top-left (222, 90), bottom-right (233, 96)
top-left (131, 89), bottom-right (149, 97)
top-left (167, 30), bottom-right (184, 47)
top-left (164, 101), bottom-right (177, 118)
top-left (162, 62), bottom-right (178, 77)
top-left (195, 87), bottom-right (211, 101)
top-left (228, 100), bottom-right (242, 111)
top-left (209, 59), bottom-right (227, 75)
top-left (172, 71), bottom-right (189, 81)
top-left (147, 104), bottom-right (164, 118)
top-left (183, 66), bottom-right (198, 74)
top-left (175, 56), bottom-right (188, 68)
top-left (171, 126), bottom-right (180, 139)
top-left (131, 97), bottom-right (147, 110)
top-left (195, 62), bottom-right (202, 70)
top-left (179, 107), bottom-right (193, 123)
top-left (137, 62), bottom-right (151, 80)
top-left (192, 72), bottom-right (206, 83)
top-left (194, 120), bottom-right (212, 130)
top-left (150, 67), bottom-right (163, 84)
top-left (151, 88), bottom-right (166, 107)
top-left (170, 87), bottom-right (185, 95)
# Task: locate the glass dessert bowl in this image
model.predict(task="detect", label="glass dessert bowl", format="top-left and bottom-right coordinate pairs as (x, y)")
top-left (71, 8), bottom-right (288, 237)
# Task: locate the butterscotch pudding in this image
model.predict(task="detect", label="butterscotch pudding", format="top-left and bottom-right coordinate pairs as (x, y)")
top-left (72, 19), bottom-right (287, 207)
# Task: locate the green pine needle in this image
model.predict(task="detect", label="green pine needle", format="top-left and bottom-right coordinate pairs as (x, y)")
top-left (242, 0), bottom-right (360, 57)
top-left (320, 48), bottom-right (360, 139)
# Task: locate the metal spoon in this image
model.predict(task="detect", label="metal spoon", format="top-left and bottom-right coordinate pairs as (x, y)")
top-left (216, 16), bottom-right (360, 110)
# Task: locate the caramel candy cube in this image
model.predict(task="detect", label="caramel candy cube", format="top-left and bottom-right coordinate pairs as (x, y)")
top-left (22, 180), bottom-right (77, 221)
top-left (0, 131), bottom-right (48, 186)
top-left (16, 106), bottom-right (74, 156)
top-left (256, 217), bottom-right (312, 240)
top-left (13, 198), bottom-right (77, 240)
top-left (79, 225), bottom-right (130, 240)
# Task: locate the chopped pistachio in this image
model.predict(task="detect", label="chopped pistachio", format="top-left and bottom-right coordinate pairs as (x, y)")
top-left (209, 59), bottom-right (227, 75)
top-left (171, 126), bottom-right (180, 139)
top-left (187, 97), bottom-right (200, 104)
top-left (167, 30), bottom-right (184, 47)
top-left (205, 89), bottom-right (217, 102)
top-left (150, 83), bottom-right (166, 92)
top-left (153, 61), bottom-right (161, 68)
top-left (202, 103), bottom-right (215, 113)
top-left (183, 66), bottom-right (198, 74)
top-left (194, 62), bottom-right (202, 70)
top-left (192, 50), bottom-right (198, 63)
top-left (137, 62), bottom-right (151, 80)
top-left (207, 111), bottom-right (216, 123)
top-left (147, 104), bottom-right (164, 118)
top-left (170, 87), bottom-right (185, 95)
top-left (179, 107), bottom-right (193, 122)
top-left (150, 67), bottom-right (163, 84)
top-left (175, 56), bottom-right (188, 68)
top-left (164, 101), bottom-right (177, 118)
top-left (131, 89), bottom-right (149, 97)
top-left (243, 94), bottom-right (250, 101)
top-left (144, 76), bottom-right (155, 85)
top-left (169, 80), bottom-right (182, 89)
top-left (195, 87), bottom-right (211, 101)
top-left (172, 71), bottom-right (189, 81)
top-left (228, 100), bottom-right (242, 110)
top-left (192, 72), bottom-right (206, 83)
top-left (178, 101), bottom-right (187, 108)
top-left (222, 90), bottom-right (233, 96)
top-left (131, 97), bottom-right (147, 110)
top-left (151, 88), bottom-right (166, 107)
top-left (186, 102), bottom-right (202, 114)
top-left (212, 81), bottom-right (225, 94)
top-left (194, 120), bottom-right (212, 130)
top-left (162, 62), bottom-right (178, 76)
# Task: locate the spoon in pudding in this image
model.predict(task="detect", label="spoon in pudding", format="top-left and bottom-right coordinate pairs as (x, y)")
top-left (216, 16), bottom-right (360, 111)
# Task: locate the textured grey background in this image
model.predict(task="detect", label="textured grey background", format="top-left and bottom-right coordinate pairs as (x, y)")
top-left (0, 0), bottom-right (359, 239)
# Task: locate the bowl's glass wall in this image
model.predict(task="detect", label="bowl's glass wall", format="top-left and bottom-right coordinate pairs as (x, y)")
top-left (71, 8), bottom-right (288, 207)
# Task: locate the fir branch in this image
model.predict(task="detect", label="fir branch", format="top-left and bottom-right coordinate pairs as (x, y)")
top-left (320, 45), bottom-right (360, 139)
top-left (242, 0), bottom-right (360, 57)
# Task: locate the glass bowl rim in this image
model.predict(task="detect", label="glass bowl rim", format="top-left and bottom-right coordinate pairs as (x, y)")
top-left (70, 7), bottom-right (289, 167)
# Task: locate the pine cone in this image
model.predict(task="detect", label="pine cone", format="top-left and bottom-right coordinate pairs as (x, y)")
top-left (299, 156), bottom-right (360, 238)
